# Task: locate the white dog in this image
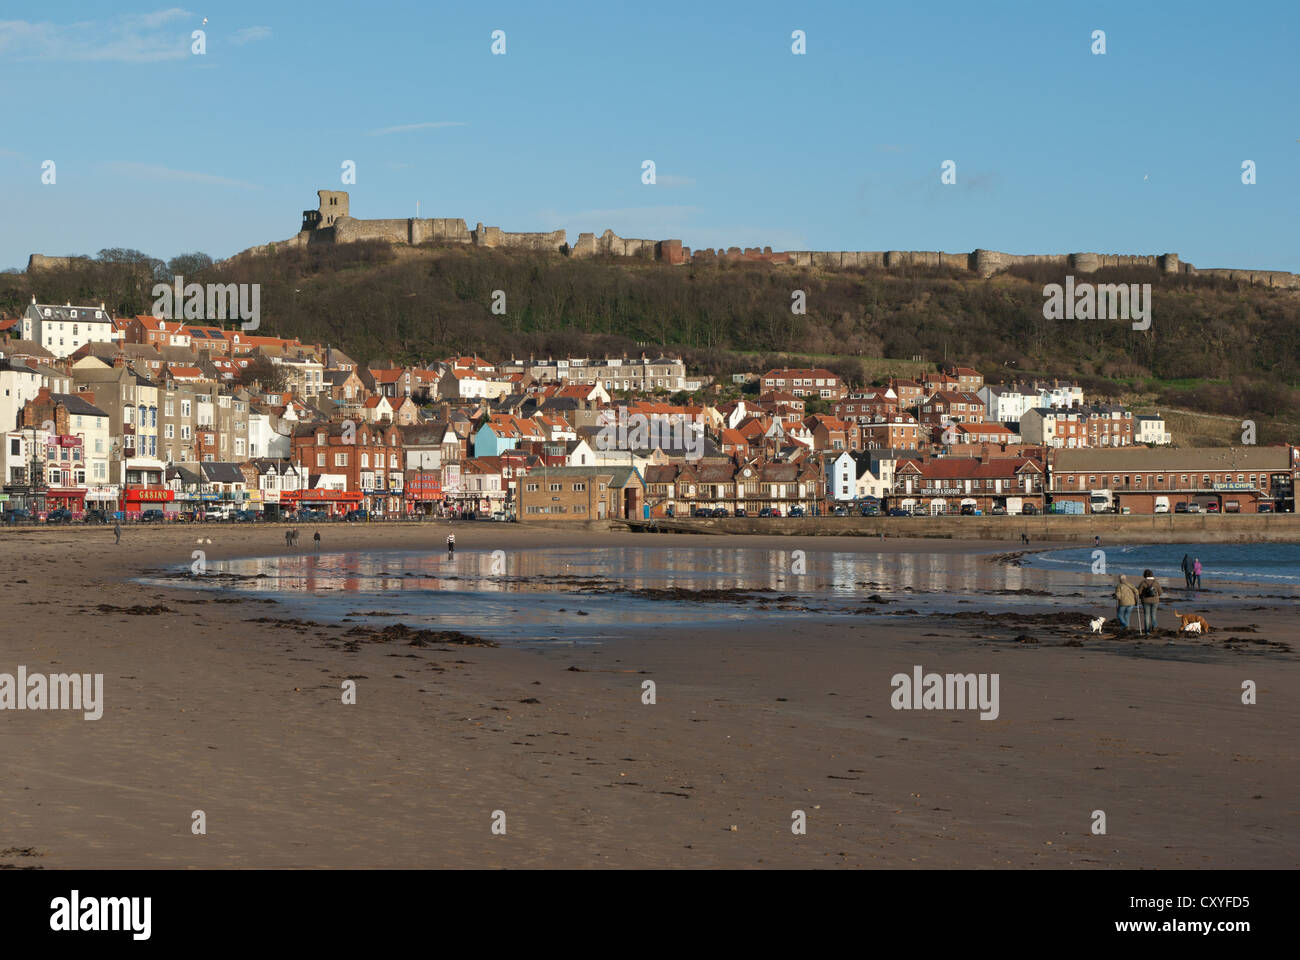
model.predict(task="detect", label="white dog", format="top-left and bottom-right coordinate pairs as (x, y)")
top-left (1089, 617), bottom-right (1106, 634)
top-left (1182, 621), bottom-right (1203, 634)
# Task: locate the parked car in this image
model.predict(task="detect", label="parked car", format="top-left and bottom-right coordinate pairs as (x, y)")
top-left (5, 508), bottom-right (32, 523)
top-left (140, 509), bottom-right (166, 523)
top-left (788, 506), bottom-right (805, 518)
top-left (733, 508), bottom-right (746, 518)
top-left (711, 507), bottom-right (729, 518)
top-left (1174, 502), bottom-right (1188, 514)
top-left (832, 505), bottom-right (848, 517)
top-left (887, 507), bottom-right (911, 517)
top-left (345, 509), bottom-right (370, 522)
top-left (1258, 502), bottom-right (1273, 513)
top-left (1205, 502), bottom-right (1221, 513)
top-left (860, 505), bottom-right (880, 517)
top-left (1185, 502), bottom-right (1202, 514)
top-left (82, 508), bottom-right (109, 524)
top-left (758, 507), bottom-right (778, 518)
top-left (1021, 503), bottom-right (1038, 515)
top-left (232, 510), bottom-right (260, 523)
top-left (990, 505), bottom-right (1007, 516)
top-left (45, 508), bottom-right (74, 523)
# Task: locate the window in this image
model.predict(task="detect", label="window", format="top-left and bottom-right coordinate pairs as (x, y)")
top-left (549, 483), bottom-right (561, 492)
top-left (526, 482), bottom-right (539, 492)
top-left (181, 426), bottom-right (191, 440)
top-left (573, 482), bottom-right (586, 492)
top-left (335, 453), bottom-right (348, 467)
top-left (181, 400), bottom-right (191, 417)
top-left (165, 425), bottom-right (174, 439)
top-left (316, 454), bottom-right (325, 467)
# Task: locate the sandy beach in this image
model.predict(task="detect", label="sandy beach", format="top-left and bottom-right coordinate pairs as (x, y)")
top-left (1, 522), bottom-right (1295, 869)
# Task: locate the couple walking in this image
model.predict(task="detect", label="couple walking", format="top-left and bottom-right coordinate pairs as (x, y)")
top-left (1114, 570), bottom-right (1162, 635)
top-left (1181, 554), bottom-right (1203, 589)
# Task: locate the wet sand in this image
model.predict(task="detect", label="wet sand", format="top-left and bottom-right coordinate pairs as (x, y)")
top-left (2, 522), bottom-right (1296, 868)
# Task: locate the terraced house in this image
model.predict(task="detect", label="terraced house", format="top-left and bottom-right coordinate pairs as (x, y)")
top-left (642, 459), bottom-right (824, 516)
top-left (759, 368), bottom-right (846, 400)
top-left (892, 457), bottom-right (1045, 516)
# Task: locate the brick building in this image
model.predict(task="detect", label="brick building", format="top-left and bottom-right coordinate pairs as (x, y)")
top-left (1049, 447), bottom-right (1297, 513)
top-left (290, 421), bottom-right (404, 515)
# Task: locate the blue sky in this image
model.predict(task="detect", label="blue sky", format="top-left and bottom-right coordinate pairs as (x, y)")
top-left (1, 1), bottom-right (1297, 272)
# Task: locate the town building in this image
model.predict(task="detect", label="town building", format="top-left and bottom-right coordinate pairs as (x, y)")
top-left (1049, 447), bottom-right (1296, 513)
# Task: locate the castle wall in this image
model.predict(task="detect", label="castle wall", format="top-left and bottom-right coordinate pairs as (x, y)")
top-left (333, 217), bottom-right (411, 245)
top-left (27, 254), bottom-right (92, 272)
top-left (203, 190), bottom-right (1300, 290)
top-left (471, 223), bottom-right (568, 253)
top-left (569, 229), bottom-right (656, 259)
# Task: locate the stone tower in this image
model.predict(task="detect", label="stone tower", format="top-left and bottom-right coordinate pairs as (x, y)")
top-left (302, 190), bottom-right (350, 231)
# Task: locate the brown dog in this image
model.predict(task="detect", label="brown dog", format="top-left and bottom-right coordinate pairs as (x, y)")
top-left (1172, 610), bottom-right (1211, 633)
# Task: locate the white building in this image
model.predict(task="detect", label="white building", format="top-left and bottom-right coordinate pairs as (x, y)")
top-left (829, 450), bottom-right (896, 501)
top-left (1135, 414), bottom-right (1172, 445)
top-left (977, 384), bottom-right (1031, 423)
top-left (248, 411), bottom-right (292, 458)
top-left (0, 360), bottom-right (44, 431)
top-left (21, 299), bottom-right (116, 359)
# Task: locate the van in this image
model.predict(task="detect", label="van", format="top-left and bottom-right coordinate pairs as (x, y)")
top-left (1154, 497), bottom-right (1170, 514)
top-left (1224, 500), bottom-right (1240, 513)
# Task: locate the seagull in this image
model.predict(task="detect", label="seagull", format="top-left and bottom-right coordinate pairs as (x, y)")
top-left (1143, 173), bottom-right (1149, 181)
top-left (202, 17), bottom-right (208, 25)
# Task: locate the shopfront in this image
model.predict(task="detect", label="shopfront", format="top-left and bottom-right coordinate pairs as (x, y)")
top-left (85, 485), bottom-right (120, 512)
top-left (124, 486), bottom-right (174, 516)
top-left (281, 490), bottom-right (362, 518)
top-left (405, 471), bottom-right (442, 516)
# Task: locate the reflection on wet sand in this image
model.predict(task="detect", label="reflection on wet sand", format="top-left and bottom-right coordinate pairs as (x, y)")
top-left (218, 545), bottom-right (1037, 597)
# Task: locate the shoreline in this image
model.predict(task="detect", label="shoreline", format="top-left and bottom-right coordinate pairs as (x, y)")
top-left (3, 524), bottom-right (1296, 869)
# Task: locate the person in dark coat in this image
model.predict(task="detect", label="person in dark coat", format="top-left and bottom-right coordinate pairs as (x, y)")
top-left (1138, 569), bottom-right (1162, 636)
top-left (1180, 553), bottom-right (1193, 588)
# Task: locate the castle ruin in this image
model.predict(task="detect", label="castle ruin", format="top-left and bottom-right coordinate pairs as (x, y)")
top-left (40, 189), bottom-right (1297, 290)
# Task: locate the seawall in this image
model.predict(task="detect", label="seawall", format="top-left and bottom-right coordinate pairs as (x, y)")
top-left (621, 514), bottom-right (1300, 543)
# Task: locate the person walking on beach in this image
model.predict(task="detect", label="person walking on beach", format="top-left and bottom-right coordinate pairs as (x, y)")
top-left (1114, 574), bottom-right (1139, 631)
top-left (113, 521), bottom-right (121, 546)
top-left (446, 532), bottom-right (455, 555)
top-left (1192, 557), bottom-right (1203, 590)
top-left (313, 530), bottom-right (321, 552)
top-left (1094, 535), bottom-right (1101, 548)
top-left (1181, 553), bottom-right (1194, 589)
top-left (1138, 569), bottom-right (1162, 636)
